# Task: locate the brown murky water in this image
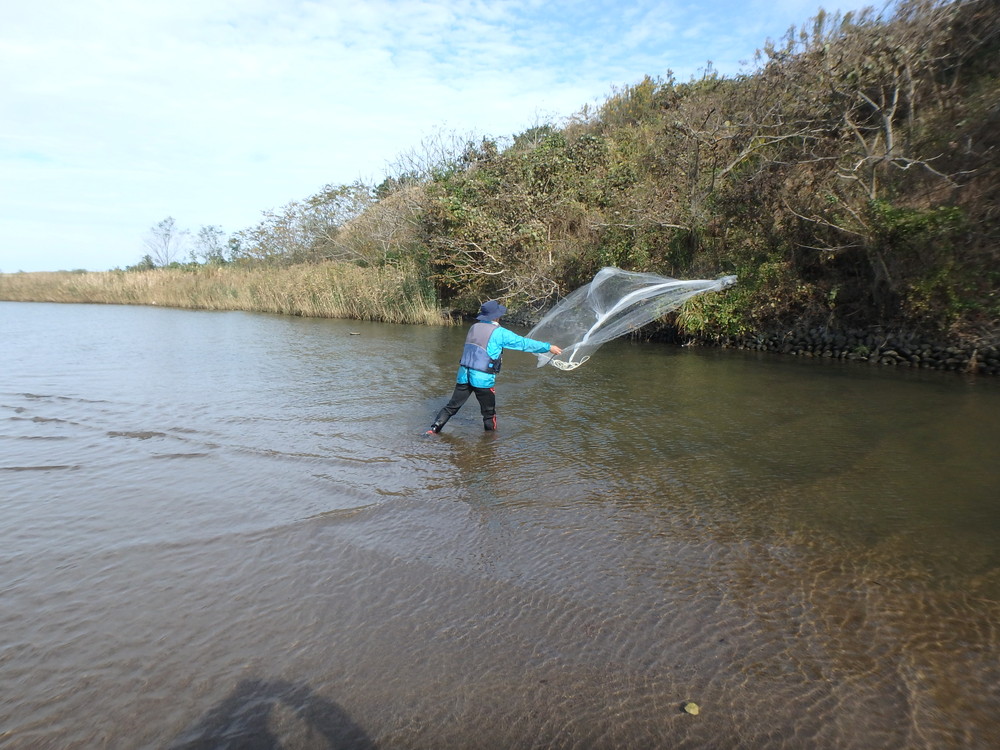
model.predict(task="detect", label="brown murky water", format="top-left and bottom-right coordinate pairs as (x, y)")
top-left (2, 301), bottom-right (999, 749)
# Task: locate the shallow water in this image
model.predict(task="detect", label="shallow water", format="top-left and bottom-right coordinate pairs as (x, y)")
top-left (2, 301), bottom-right (999, 749)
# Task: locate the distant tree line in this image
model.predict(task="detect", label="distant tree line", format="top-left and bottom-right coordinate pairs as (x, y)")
top-left (134, 0), bottom-right (999, 341)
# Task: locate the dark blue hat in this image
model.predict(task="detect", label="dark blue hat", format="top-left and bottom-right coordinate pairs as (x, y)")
top-left (476, 300), bottom-right (507, 321)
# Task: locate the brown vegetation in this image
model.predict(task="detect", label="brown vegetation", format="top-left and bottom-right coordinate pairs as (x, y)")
top-left (0, 263), bottom-right (446, 326)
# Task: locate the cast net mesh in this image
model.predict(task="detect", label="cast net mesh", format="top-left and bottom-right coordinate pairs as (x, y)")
top-left (528, 267), bottom-right (737, 370)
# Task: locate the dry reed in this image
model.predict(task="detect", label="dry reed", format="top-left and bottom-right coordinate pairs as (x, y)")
top-left (0, 263), bottom-right (451, 326)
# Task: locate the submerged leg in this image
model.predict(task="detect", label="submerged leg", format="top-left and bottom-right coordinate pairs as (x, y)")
top-left (429, 383), bottom-right (473, 433)
top-left (473, 386), bottom-right (497, 431)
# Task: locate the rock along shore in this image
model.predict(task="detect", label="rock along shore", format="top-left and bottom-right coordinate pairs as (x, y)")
top-left (698, 327), bottom-right (999, 376)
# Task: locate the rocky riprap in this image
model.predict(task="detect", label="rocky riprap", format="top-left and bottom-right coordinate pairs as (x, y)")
top-left (702, 327), bottom-right (999, 375)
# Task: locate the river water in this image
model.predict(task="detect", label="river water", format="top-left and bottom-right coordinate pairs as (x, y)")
top-left (2, 301), bottom-right (998, 749)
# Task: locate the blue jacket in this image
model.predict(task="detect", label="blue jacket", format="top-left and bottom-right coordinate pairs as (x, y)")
top-left (456, 322), bottom-right (551, 388)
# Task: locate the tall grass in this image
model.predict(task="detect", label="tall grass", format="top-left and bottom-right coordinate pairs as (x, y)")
top-left (0, 262), bottom-right (451, 326)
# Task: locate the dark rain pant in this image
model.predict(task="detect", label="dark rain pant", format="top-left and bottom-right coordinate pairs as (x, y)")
top-left (432, 383), bottom-right (497, 432)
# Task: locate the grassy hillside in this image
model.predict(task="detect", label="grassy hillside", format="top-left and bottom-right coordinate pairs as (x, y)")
top-left (407, 0), bottom-right (998, 342)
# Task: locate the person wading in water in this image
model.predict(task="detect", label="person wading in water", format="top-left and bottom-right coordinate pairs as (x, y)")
top-left (426, 300), bottom-right (562, 434)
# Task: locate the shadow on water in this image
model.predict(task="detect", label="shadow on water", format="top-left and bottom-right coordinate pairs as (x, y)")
top-left (167, 678), bottom-right (376, 750)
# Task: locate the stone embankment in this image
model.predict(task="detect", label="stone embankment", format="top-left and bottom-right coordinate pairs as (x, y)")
top-left (503, 307), bottom-right (998, 376)
top-left (703, 327), bottom-right (999, 375)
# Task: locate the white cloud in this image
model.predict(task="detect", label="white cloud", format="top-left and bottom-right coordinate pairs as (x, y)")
top-left (1, 0), bottom-right (888, 271)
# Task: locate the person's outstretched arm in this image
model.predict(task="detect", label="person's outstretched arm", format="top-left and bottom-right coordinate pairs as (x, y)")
top-left (493, 328), bottom-right (560, 356)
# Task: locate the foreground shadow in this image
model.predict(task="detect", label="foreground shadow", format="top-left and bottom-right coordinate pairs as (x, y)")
top-left (167, 677), bottom-right (376, 749)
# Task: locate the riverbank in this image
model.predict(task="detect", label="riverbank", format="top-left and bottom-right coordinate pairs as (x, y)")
top-left (503, 307), bottom-right (1000, 377)
top-left (0, 263), bottom-right (447, 326)
top-left (5, 266), bottom-right (996, 375)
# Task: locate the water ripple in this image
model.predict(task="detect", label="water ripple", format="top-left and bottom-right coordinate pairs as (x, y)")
top-left (1, 302), bottom-right (998, 748)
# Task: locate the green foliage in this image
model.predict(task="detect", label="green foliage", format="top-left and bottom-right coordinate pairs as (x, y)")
top-left (232, 181), bottom-right (376, 266)
top-left (599, 75), bottom-right (678, 128)
top-left (863, 200), bottom-right (979, 325)
top-left (193, 225), bottom-right (229, 265)
top-left (906, 262), bottom-right (998, 332)
top-left (677, 287), bottom-right (752, 338)
top-left (126, 254), bottom-right (156, 272)
top-left (868, 201), bottom-right (965, 247)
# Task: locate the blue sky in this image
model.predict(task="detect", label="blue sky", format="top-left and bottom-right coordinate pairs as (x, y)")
top-left (1, 0), bottom-right (887, 272)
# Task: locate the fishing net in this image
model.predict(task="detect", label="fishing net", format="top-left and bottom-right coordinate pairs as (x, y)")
top-left (528, 267), bottom-right (737, 370)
